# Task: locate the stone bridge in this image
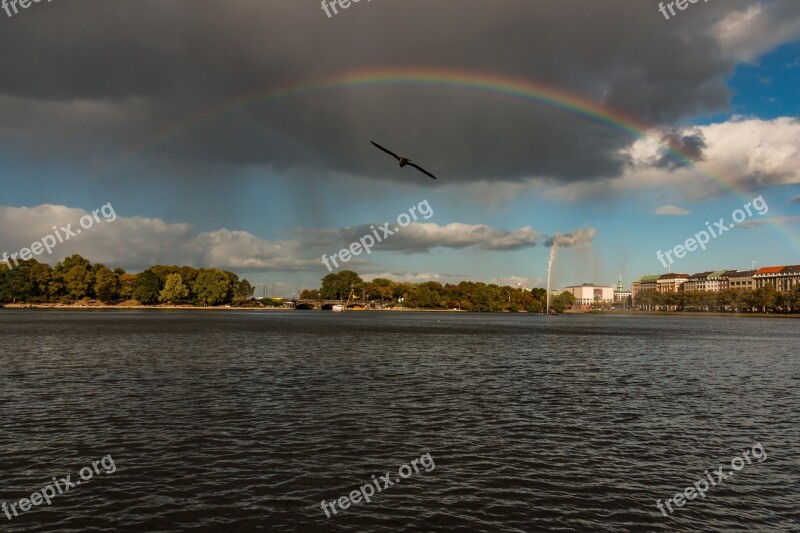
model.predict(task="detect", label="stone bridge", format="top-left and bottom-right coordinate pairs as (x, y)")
top-left (292, 299), bottom-right (349, 310)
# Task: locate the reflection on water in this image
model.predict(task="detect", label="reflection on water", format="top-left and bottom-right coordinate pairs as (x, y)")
top-left (0, 311), bottom-right (798, 531)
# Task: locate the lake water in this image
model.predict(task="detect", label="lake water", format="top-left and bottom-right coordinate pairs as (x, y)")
top-left (0, 311), bottom-right (798, 532)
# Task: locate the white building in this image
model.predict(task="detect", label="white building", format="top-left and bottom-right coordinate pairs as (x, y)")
top-left (565, 284), bottom-right (615, 306)
top-left (613, 275), bottom-right (631, 305)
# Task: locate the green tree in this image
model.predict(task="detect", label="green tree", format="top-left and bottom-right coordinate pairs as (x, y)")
top-left (234, 279), bottom-right (254, 303)
top-left (60, 254), bottom-right (91, 272)
top-left (64, 264), bottom-right (93, 301)
top-left (320, 270), bottom-right (363, 300)
top-left (159, 273), bottom-right (189, 304)
top-left (408, 284), bottom-right (443, 309)
top-left (527, 298), bottom-right (544, 313)
top-left (754, 285), bottom-right (777, 313)
top-left (118, 272), bottom-right (137, 301)
top-left (150, 265), bottom-right (180, 287)
top-left (94, 266), bottom-right (120, 303)
top-left (788, 284), bottom-right (800, 313)
top-left (300, 289), bottom-right (321, 300)
top-left (0, 265), bottom-right (32, 303)
top-left (733, 289), bottom-right (756, 312)
top-left (132, 269), bottom-right (162, 304)
top-left (26, 261), bottom-right (54, 302)
top-left (193, 269), bottom-right (230, 306)
top-left (717, 289), bottom-right (735, 311)
top-left (634, 289), bottom-right (657, 310)
top-left (223, 271), bottom-right (241, 302)
top-left (177, 266), bottom-right (199, 300)
top-left (370, 278), bottom-right (394, 306)
top-left (551, 291), bottom-right (576, 313)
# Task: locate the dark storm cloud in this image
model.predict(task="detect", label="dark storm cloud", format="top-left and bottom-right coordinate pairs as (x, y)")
top-left (654, 128), bottom-right (707, 169)
top-left (542, 229), bottom-right (597, 249)
top-left (0, 0), bottom-right (797, 184)
top-left (337, 223), bottom-right (542, 253)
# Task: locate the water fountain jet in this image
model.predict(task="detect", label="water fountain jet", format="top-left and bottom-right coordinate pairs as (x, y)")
top-left (546, 237), bottom-right (559, 315)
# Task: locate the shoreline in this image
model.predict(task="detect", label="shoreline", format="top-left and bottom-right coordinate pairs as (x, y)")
top-left (0, 304), bottom-right (467, 312)
top-left (587, 310), bottom-right (800, 318)
top-left (2, 304), bottom-right (798, 317)
top-left (0, 303), bottom-right (285, 311)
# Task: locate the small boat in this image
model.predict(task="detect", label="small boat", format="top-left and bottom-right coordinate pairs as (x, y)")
top-left (332, 304), bottom-right (345, 313)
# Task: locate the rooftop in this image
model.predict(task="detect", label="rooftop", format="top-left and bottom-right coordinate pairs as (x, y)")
top-left (756, 266), bottom-right (786, 274)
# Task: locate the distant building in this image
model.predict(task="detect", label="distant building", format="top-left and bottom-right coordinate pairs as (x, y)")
top-left (614, 275), bottom-right (631, 305)
top-left (631, 275), bottom-right (659, 299)
top-left (754, 265), bottom-right (800, 292)
top-left (685, 271), bottom-right (711, 292)
top-left (684, 270), bottom-right (729, 292)
top-left (565, 283), bottom-right (615, 306)
top-left (629, 266), bottom-right (800, 295)
top-left (613, 291), bottom-right (632, 303)
top-left (728, 270), bottom-right (756, 290)
top-left (719, 270), bottom-right (742, 291)
top-left (657, 273), bottom-right (689, 293)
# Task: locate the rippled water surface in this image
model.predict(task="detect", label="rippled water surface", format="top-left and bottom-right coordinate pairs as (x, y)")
top-left (1, 310), bottom-right (798, 532)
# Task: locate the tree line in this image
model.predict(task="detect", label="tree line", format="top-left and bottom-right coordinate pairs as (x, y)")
top-left (0, 255), bottom-right (255, 306)
top-left (299, 270), bottom-right (576, 312)
top-left (633, 286), bottom-right (800, 313)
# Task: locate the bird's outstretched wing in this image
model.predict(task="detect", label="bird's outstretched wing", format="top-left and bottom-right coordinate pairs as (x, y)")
top-left (408, 162), bottom-right (438, 180)
top-left (371, 141), bottom-right (402, 161)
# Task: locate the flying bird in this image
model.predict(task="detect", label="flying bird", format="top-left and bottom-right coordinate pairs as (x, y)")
top-left (371, 141), bottom-right (438, 180)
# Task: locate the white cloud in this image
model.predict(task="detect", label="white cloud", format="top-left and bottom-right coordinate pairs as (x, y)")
top-left (362, 272), bottom-right (461, 284)
top-left (655, 205), bottom-right (690, 215)
top-left (713, 3), bottom-right (800, 63)
top-left (700, 117), bottom-right (800, 191)
top-left (487, 275), bottom-right (542, 288)
top-left (546, 117), bottom-right (800, 202)
top-left (0, 204), bottom-right (318, 272)
top-left (738, 216), bottom-right (800, 228)
top-left (1, 204), bottom-right (591, 273)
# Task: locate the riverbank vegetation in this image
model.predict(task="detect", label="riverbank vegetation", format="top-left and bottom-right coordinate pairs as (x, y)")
top-left (0, 255), bottom-right (254, 307)
top-left (300, 270), bottom-right (576, 312)
top-left (633, 287), bottom-right (800, 314)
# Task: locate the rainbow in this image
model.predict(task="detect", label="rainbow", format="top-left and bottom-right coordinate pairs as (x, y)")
top-left (123, 66), bottom-right (800, 252)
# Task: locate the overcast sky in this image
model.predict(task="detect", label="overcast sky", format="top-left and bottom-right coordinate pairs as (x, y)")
top-left (1, 0), bottom-right (799, 295)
